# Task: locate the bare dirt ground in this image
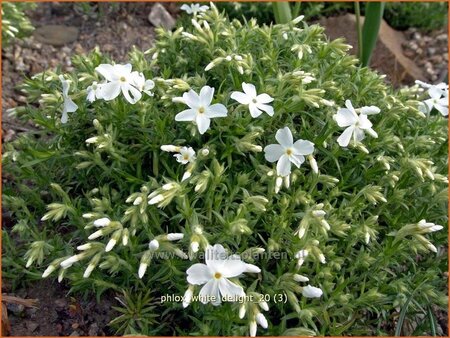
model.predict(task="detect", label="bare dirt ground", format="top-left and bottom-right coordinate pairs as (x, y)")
top-left (1, 2), bottom-right (448, 336)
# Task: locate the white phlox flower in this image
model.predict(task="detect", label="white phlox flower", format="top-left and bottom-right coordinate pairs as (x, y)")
top-left (301, 284), bottom-right (323, 298)
top-left (175, 86), bottom-right (228, 134)
top-left (95, 63), bottom-right (142, 104)
top-left (264, 127), bottom-right (315, 177)
top-left (185, 244), bottom-right (259, 306)
top-left (59, 75), bottom-right (78, 124)
top-left (131, 71), bottom-right (155, 97)
top-left (333, 100), bottom-right (380, 147)
top-left (419, 84), bottom-right (448, 116)
top-left (180, 3), bottom-right (209, 15)
top-left (174, 146), bottom-right (196, 164)
top-left (86, 81), bottom-right (104, 103)
top-left (231, 82), bottom-right (274, 118)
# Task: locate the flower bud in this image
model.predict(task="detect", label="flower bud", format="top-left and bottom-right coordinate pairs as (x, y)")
top-left (167, 233), bottom-right (184, 241)
top-left (302, 285), bottom-right (323, 298)
top-left (293, 274), bottom-right (309, 282)
top-left (182, 285), bottom-right (194, 308)
top-left (93, 217), bottom-right (111, 227)
top-left (255, 313), bottom-right (268, 328)
top-left (149, 239), bottom-right (160, 251)
top-left (239, 304), bottom-right (246, 319)
top-left (249, 321), bottom-right (257, 337)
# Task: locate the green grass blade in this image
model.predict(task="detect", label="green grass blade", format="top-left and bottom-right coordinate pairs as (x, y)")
top-left (273, 1), bottom-right (293, 24)
top-left (361, 2), bottom-right (385, 67)
top-left (427, 306), bottom-right (437, 336)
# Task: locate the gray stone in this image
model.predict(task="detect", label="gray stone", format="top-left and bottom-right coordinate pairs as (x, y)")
top-left (34, 25), bottom-right (79, 46)
top-left (148, 3), bottom-right (176, 30)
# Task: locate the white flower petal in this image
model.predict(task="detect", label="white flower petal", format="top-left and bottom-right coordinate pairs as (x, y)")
top-left (196, 115), bottom-right (211, 134)
top-left (199, 86), bottom-right (214, 106)
top-left (337, 125), bottom-right (355, 147)
top-left (290, 154), bottom-right (305, 168)
top-left (256, 93), bottom-right (273, 104)
top-left (264, 144), bottom-right (284, 162)
top-left (220, 258), bottom-right (247, 278)
top-left (231, 91), bottom-right (252, 104)
top-left (358, 114), bottom-right (373, 129)
top-left (99, 82), bottom-right (121, 101)
top-left (293, 139), bottom-right (314, 155)
top-left (205, 244), bottom-right (227, 270)
top-left (95, 64), bottom-right (117, 82)
top-left (121, 83), bottom-right (142, 104)
top-left (275, 127), bottom-right (293, 147)
top-left (183, 90), bottom-right (201, 109)
top-left (249, 103), bottom-right (263, 118)
top-left (242, 82), bottom-right (257, 97)
top-left (186, 263), bottom-right (212, 285)
top-left (334, 108), bottom-right (357, 127)
top-left (199, 279), bottom-right (221, 305)
top-left (256, 103), bottom-right (274, 116)
top-left (205, 103), bottom-right (228, 118)
top-left (277, 154), bottom-right (292, 177)
top-left (435, 102), bottom-right (448, 116)
top-left (218, 278), bottom-right (245, 300)
top-left (175, 108), bottom-right (197, 121)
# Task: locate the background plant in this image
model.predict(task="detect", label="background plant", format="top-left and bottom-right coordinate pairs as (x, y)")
top-left (2, 3), bottom-right (448, 336)
top-left (1, 2), bottom-right (36, 47)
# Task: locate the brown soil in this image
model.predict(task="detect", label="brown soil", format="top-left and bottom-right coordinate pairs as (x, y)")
top-left (4, 280), bottom-right (115, 336)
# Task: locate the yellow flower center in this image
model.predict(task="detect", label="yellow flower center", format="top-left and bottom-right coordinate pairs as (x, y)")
top-left (252, 98), bottom-right (257, 103)
top-left (214, 272), bottom-right (222, 279)
top-left (286, 148), bottom-right (293, 156)
top-left (120, 76), bottom-right (126, 82)
top-left (183, 154), bottom-right (189, 160)
top-left (198, 106), bottom-right (205, 114)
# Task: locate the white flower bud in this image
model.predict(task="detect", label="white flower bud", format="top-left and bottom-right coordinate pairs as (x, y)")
top-left (105, 239), bottom-right (117, 252)
top-left (292, 15), bottom-right (304, 24)
top-left (427, 243), bottom-right (438, 253)
top-left (244, 263), bottom-right (261, 273)
top-left (160, 145), bottom-right (180, 152)
top-left (167, 233), bottom-right (184, 241)
top-left (249, 321), bottom-right (257, 337)
top-left (239, 304), bottom-right (246, 319)
top-left (182, 286), bottom-right (194, 308)
top-left (83, 264), bottom-right (95, 278)
top-left (82, 213), bottom-right (95, 219)
top-left (255, 313), bottom-right (268, 328)
top-left (77, 243), bottom-right (92, 251)
top-left (293, 274), bottom-right (309, 282)
top-left (275, 176), bottom-right (283, 194)
top-left (42, 265), bottom-right (56, 278)
top-left (321, 219), bottom-right (331, 231)
top-left (365, 232), bottom-right (371, 244)
top-left (138, 263), bottom-right (148, 279)
top-left (318, 253), bottom-right (326, 264)
top-left (88, 229), bottom-right (103, 240)
top-left (149, 239), bottom-right (159, 251)
top-left (60, 255), bottom-right (80, 269)
top-left (259, 301), bottom-right (269, 311)
top-left (162, 183), bottom-right (175, 191)
top-left (190, 241), bottom-right (200, 253)
top-left (308, 155), bottom-right (318, 174)
top-left (182, 171), bottom-right (192, 181)
top-left (312, 210), bottom-right (326, 218)
top-left (205, 62), bottom-right (215, 71)
top-left (302, 285), bottom-right (323, 298)
top-left (284, 175), bottom-right (290, 188)
top-left (93, 217), bottom-right (111, 227)
top-left (201, 148), bottom-right (209, 156)
top-left (85, 136), bottom-right (99, 144)
top-left (148, 194), bottom-right (164, 205)
top-left (133, 196), bottom-right (143, 205)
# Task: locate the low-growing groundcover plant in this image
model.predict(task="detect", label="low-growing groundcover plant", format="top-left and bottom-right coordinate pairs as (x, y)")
top-left (3, 3), bottom-right (448, 336)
